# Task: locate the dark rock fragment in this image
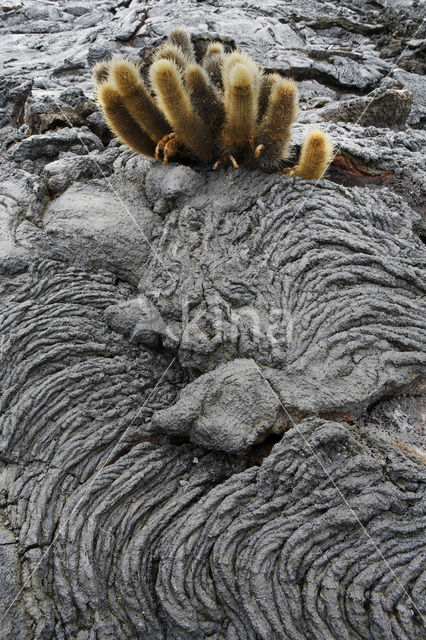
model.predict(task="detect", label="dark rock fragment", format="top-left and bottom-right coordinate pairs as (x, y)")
top-left (319, 87), bottom-right (413, 127)
top-left (24, 87), bottom-right (97, 134)
top-left (0, 74), bottom-right (33, 128)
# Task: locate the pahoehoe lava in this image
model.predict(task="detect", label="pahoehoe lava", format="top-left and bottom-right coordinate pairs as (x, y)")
top-left (1, 0), bottom-right (425, 638)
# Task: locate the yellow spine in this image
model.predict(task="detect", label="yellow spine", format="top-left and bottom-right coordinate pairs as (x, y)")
top-left (256, 77), bottom-right (298, 166)
top-left (221, 62), bottom-right (258, 148)
top-left (110, 59), bottom-right (170, 142)
top-left (93, 60), bottom-right (111, 84)
top-left (291, 129), bottom-right (334, 179)
top-left (167, 27), bottom-right (195, 61)
top-left (205, 42), bottom-right (224, 56)
top-left (222, 50), bottom-right (259, 79)
top-left (153, 44), bottom-right (191, 72)
top-left (97, 83), bottom-right (155, 156)
top-left (257, 73), bottom-right (281, 122)
top-left (203, 42), bottom-right (225, 88)
top-left (184, 64), bottom-right (224, 131)
top-left (150, 59), bottom-right (214, 162)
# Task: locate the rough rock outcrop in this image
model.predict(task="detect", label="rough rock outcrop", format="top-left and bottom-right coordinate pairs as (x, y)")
top-left (1, 1), bottom-right (425, 639)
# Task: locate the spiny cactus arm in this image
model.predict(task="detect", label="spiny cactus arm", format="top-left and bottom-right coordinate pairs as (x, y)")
top-left (254, 77), bottom-right (298, 171)
top-left (167, 27), bottom-right (195, 61)
top-left (153, 43), bottom-right (192, 72)
top-left (222, 50), bottom-right (260, 89)
top-left (205, 42), bottom-right (224, 55)
top-left (202, 41), bottom-right (225, 89)
top-left (96, 83), bottom-right (156, 157)
top-left (257, 73), bottom-right (281, 122)
top-left (221, 61), bottom-right (259, 151)
top-left (150, 58), bottom-right (215, 163)
top-left (184, 64), bottom-right (225, 133)
top-left (110, 59), bottom-right (170, 142)
top-left (288, 129), bottom-right (334, 179)
top-left (205, 42), bottom-right (224, 56)
top-left (93, 60), bottom-right (111, 84)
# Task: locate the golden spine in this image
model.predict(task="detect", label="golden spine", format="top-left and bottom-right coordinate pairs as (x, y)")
top-left (203, 41), bottom-right (224, 89)
top-left (257, 73), bottom-right (280, 122)
top-left (184, 64), bottom-right (224, 132)
top-left (110, 59), bottom-right (169, 142)
top-left (290, 129), bottom-right (334, 179)
top-left (93, 60), bottom-right (111, 84)
top-left (167, 27), bottom-right (195, 61)
top-left (221, 60), bottom-right (259, 149)
top-left (152, 44), bottom-right (191, 72)
top-left (255, 77), bottom-right (298, 169)
top-left (150, 59), bottom-right (214, 162)
top-left (96, 83), bottom-right (155, 156)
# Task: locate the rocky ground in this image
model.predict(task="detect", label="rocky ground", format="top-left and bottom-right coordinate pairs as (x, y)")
top-left (0, 1), bottom-right (425, 639)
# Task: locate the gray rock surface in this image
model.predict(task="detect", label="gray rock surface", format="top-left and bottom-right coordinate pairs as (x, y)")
top-left (151, 359), bottom-right (289, 453)
top-left (313, 87), bottom-right (414, 127)
top-left (23, 87), bottom-right (97, 135)
top-left (0, 512), bottom-right (32, 640)
top-left (17, 176), bottom-right (160, 281)
top-left (0, 0), bottom-right (425, 638)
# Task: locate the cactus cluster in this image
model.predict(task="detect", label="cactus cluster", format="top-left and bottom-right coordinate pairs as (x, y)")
top-left (94, 27), bottom-right (334, 179)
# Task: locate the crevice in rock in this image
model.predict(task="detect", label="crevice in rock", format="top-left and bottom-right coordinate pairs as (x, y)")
top-left (165, 430), bottom-right (288, 474)
top-left (128, 10), bottom-right (148, 47)
top-left (167, 434), bottom-right (195, 447)
top-left (232, 432), bottom-right (283, 470)
top-left (327, 153), bottom-right (426, 223)
top-left (109, 0), bottom-right (133, 14)
top-left (331, 153), bottom-right (395, 182)
top-left (265, 65), bottom-right (377, 96)
top-left (287, 15), bottom-right (385, 37)
top-left (19, 542), bottom-right (49, 556)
